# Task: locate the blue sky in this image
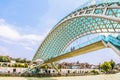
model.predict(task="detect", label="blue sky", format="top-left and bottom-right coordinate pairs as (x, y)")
top-left (0, 0), bottom-right (120, 64)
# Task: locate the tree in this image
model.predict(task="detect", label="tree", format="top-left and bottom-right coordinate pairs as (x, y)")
top-left (0, 56), bottom-right (3, 62)
top-left (14, 63), bottom-right (18, 67)
top-left (109, 59), bottom-right (115, 70)
top-left (58, 64), bottom-right (62, 69)
top-left (77, 61), bottom-right (79, 64)
top-left (14, 58), bottom-right (21, 62)
top-left (26, 60), bottom-right (31, 63)
top-left (24, 63), bottom-right (28, 68)
top-left (91, 70), bottom-right (99, 75)
top-left (0, 56), bottom-right (10, 62)
top-left (100, 62), bottom-right (112, 73)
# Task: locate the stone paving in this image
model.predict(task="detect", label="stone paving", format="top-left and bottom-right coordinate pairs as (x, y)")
top-left (0, 73), bottom-right (120, 80)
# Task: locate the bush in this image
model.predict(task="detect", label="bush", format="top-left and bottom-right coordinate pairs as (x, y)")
top-left (24, 63), bottom-right (28, 68)
top-left (91, 70), bottom-right (99, 75)
top-left (7, 64), bottom-right (11, 67)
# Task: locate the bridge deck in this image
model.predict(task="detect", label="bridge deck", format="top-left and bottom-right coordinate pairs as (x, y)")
top-left (45, 41), bottom-right (106, 63)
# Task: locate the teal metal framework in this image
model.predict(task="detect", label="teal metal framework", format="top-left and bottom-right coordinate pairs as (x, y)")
top-left (32, 1), bottom-right (120, 62)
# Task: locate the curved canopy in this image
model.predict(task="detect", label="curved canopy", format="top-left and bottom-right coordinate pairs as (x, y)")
top-left (32, 1), bottom-right (120, 62)
top-left (75, 0), bottom-right (120, 10)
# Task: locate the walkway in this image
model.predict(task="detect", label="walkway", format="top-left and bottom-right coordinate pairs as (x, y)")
top-left (0, 73), bottom-right (120, 80)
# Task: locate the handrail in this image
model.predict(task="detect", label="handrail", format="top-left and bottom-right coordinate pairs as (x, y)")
top-left (107, 35), bottom-right (120, 46)
top-left (63, 35), bottom-right (120, 54)
top-left (64, 35), bottom-right (105, 54)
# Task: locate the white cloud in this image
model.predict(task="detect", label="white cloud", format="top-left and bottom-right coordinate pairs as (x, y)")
top-left (0, 18), bottom-right (5, 23)
top-left (0, 18), bottom-right (45, 51)
top-left (22, 34), bottom-right (43, 41)
top-left (0, 25), bottom-right (21, 40)
top-left (24, 46), bottom-right (33, 51)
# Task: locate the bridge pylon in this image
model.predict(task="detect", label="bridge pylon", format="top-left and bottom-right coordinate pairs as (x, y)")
top-left (51, 62), bottom-right (61, 74)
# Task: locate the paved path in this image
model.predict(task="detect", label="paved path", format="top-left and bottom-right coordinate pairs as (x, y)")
top-left (0, 73), bottom-right (120, 80)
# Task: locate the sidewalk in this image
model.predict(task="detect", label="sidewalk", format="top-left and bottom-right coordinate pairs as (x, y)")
top-left (0, 73), bottom-right (120, 80)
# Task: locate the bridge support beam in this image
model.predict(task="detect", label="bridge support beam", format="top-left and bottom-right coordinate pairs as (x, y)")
top-left (51, 62), bottom-right (61, 74)
top-left (107, 42), bottom-right (120, 57)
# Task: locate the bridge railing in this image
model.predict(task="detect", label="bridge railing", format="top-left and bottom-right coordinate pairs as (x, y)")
top-left (106, 35), bottom-right (120, 50)
top-left (107, 35), bottom-right (120, 46)
top-left (63, 35), bottom-right (120, 54)
top-left (63, 35), bottom-right (106, 54)
top-left (76, 35), bottom-right (105, 49)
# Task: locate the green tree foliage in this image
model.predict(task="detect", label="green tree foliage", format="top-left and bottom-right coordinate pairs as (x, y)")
top-left (7, 64), bottom-right (11, 67)
top-left (91, 70), bottom-right (99, 75)
top-left (58, 64), bottom-right (62, 69)
top-left (0, 56), bottom-right (31, 63)
top-left (14, 58), bottom-right (31, 63)
top-left (100, 62), bottom-right (112, 73)
top-left (13, 63), bottom-right (28, 68)
top-left (0, 56), bottom-right (10, 62)
top-left (109, 59), bottom-right (115, 70)
top-left (0, 56), bottom-right (31, 68)
top-left (24, 63), bottom-right (28, 68)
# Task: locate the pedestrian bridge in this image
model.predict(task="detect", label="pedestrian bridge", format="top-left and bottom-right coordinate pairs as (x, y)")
top-left (28, 0), bottom-right (120, 73)
top-left (25, 35), bottom-right (120, 74)
top-left (32, 1), bottom-right (120, 62)
top-left (44, 35), bottom-right (120, 64)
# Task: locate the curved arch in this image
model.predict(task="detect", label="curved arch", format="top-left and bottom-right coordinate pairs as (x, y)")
top-left (32, 2), bottom-right (120, 62)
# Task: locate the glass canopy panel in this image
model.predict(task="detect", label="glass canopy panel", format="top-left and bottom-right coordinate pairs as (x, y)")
top-left (95, 9), bottom-right (103, 14)
top-left (106, 9), bottom-right (120, 17)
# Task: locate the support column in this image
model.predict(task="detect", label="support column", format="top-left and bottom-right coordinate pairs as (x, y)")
top-left (51, 62), bottom-right (61, 74)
